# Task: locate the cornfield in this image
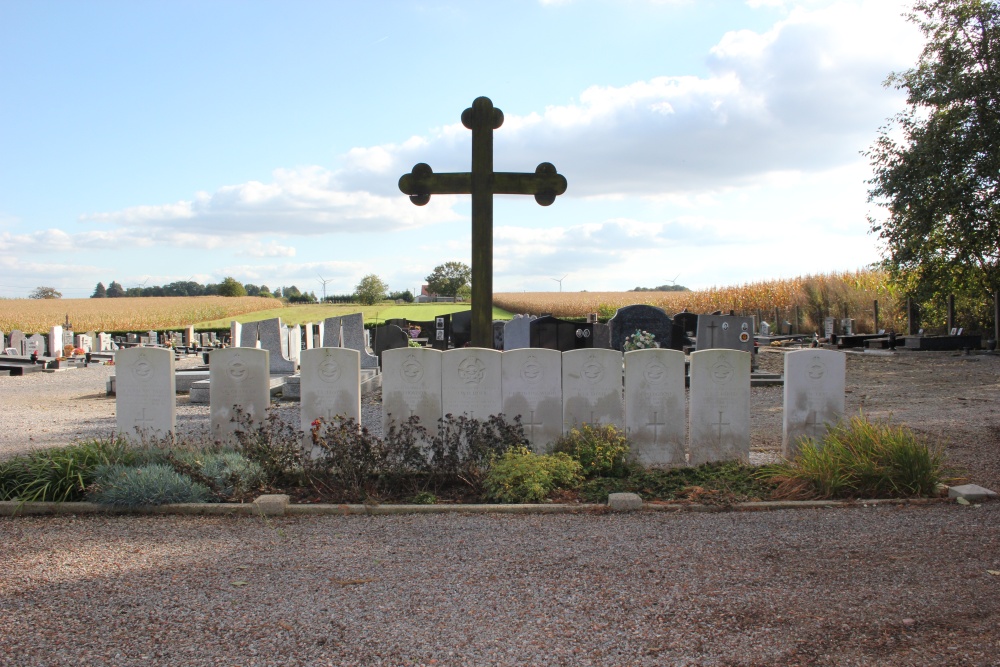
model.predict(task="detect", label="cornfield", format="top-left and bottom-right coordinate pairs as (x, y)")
top-left (0, 297), bottom-right (282, 334)
top-left (495, 270), bottom-right (906, 333)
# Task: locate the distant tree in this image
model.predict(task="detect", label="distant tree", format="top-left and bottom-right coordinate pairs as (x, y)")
top-left (106, 281), bottom-right (126, 298)
top-left (244, 283), bottom-right (261, 297)
top-left (163, 280), bottom-right (203, 297)
top-left (282, 285), bottom-right (302, 299)
top-left (630, 284), bottom-right (689, 292)
top-left (867, 0), bottom-right (1000, 308)
top-left (272, 287), bottom-right (282, 298)
top-left (29, 286), bottom-right (62, 299)
top-left (259, 285), bottom-right (273, 297)
top-left (425, 261), bottom-right (472, 297)
top-left (92, 282), bottom-right (107, 298)
top-left (455, 284), bottom-right (472, 301)
top-left (388, 289), bottom-right (414, 303)
top-left (218, 277), bottom-right (248, 297)
top-left (354, 274), bottom-right (389, 306)
top-left (125, 287), bottom-right (142, 297)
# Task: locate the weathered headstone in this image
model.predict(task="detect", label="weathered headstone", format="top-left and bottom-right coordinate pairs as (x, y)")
top-left (230, 320), bottom-right (242, 347)
top-left (300, 348), bottom-right (361, 440)
top-left (442, 348), bottom-right (502, 420)
top-left (303, 323), bottom-right (314, 350)
top-left (492, 321), bottom-right (505, 351)
top-left (26, 334), bottom-right (45, 356)
top-left (48, 325), bottom-right (63, 357)
top-left (530, 316), bottom-right (594, 352)
top-left (624, 349), bottom-right (686, 466)
top-left (782, 349), bottom-right (846, 458)
top-left (75, 334), bottom-right (93, 353)
top-left (210, 347), bottom-right (271, 441)
top-left (185, 326), bottom-right (196, 347)
top-left (97, 332), bottom-right (112, 352)
top-left (321, 314), bottom-right (378, 369)
top-left (382, 347), bottom-right (443, 433)
top-left (288, 325), bottom-right (302, 364)
top-left (9, 330), bottom-right (25, 355)
top-left (147, 330), bottom-right (158, 345)
top-left (592, 322), bottom-right (612, 349)
top-left (609, 305), bottom-right (675, 351)
top-left (501, 348), bottom-right (563, 452)
top-left (239, 321), bottom-right (259, 348)
top-left (688, 349), bottom-right (751, 464)
top-left (503, 314), bottom-right (536, 351)
top-left (695, 315), bottom-right (755, 353)
top-left (562, 349), bottom-right (624, 431)
top-left (256, 318), bottom-right (297, 374)
top-left (371, 324), bottom-right (410, 363)
top-left (115, 347), bottom-right (175, 441)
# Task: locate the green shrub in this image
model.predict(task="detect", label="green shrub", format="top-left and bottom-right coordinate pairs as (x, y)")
top-left (483, 447), bottom-right (582, 503)
top-left (199, 451), bottom-right (265, 498)
top-left (89, 463), bottom-right (213, 506)
top-left (552, 424), bottom-right (631, 478)
top-left (580, 461), bottom-right (775, 504)
top-left (0, 436), bottom-right (133, 502)
top-left (231, 408), bottom-right (305, 487)
top-left (763, 415), bottom-right (946, 499)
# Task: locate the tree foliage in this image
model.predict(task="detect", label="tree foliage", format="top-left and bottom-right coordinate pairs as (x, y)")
top-left (106, 281), bottom-right (126, 298)
top-left (218, 276), bottom-right (248, 297)
top-left (29, 286), bottom-right (62, 299)
top-left (91, 282), bottom-right (107, 298)
top-left (354, 274), bottom-right (388, 305)
top-left (867, 0), bottom-right (1000, 316)
top-left (425, 261), bottom-right (471, 297)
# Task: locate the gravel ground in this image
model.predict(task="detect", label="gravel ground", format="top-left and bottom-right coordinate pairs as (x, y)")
top-left (1, 503), bottom-right (998, 666)
top-left (3, 349), bottom-right (1000, 665)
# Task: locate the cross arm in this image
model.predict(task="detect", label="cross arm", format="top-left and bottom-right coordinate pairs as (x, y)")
top-left (399, 162), bottom-right (568, 206)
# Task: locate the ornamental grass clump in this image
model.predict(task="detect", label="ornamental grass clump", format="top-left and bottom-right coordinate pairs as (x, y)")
top-left (483, 446), bottom-right (582, 503)
top-left (88, 463), bottom-right (213, 506)
top-left (0, 436), bottom-right (133, 502)
top-left (765, 415), bottom-right (946, 499)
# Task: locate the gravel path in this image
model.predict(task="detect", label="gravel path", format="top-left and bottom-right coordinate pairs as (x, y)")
top-left (2, 503), bottom-right (998, 666)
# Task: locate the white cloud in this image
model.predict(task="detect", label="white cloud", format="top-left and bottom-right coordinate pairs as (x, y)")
top-left (237, 240), bottom-right (297, 258)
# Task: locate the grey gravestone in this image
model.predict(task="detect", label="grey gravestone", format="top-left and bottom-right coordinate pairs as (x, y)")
top-left (783, 349), bottom-right (846, 458)
top-left (185, 326), bottom-right (196, 347)
top-left (75, 334), bottom-right (93, 353)
top-left (562, 348), bottom-right (624, 431)
top-left (382, 347), bottom-right (443, 434)
top-left (501, 348), bottom-right (563, 452)
top-left (97, 332), bottom-right (112, 351)
top-left (530, 316), bottom-right (594, 351)
top-left (26, 334), bottom-right (45, 356)
top-left (300, 347), bottom-right (361, 450)
top-left (9, 331), bottom-right (25, 355)
top-left (493, 321), bottom-right (505, 350)
top-left (239, 321), bottom-right (259, 348)
top-left (609, 305), bottom-right (676, 352)
top-left (592, 322), bottom-right (612, 349)
top-left (115, 347), bottom-right (175, 441)
top-left (322, 314), bottom-right (378, 369)
top-left (624, 349), bottom-right (686, 466)
top-left (147, 330), bottom-right (158, 345)
top-left (503, 314), bottom-right (536, 351)
top-left (0, 330), bottom-right (4, 350)
top-left (210, 347), bottom-right (270, 442)
top-left (689, 349), bottom-right (751, 464)
top-left (256, 318), bottom-right (296, 374)
top-left (695, 315), bottom-right (755, 353)
top-left (371, 324), bottom-right (410, 363)
top-left (442, 348), bottom-right (502, 420)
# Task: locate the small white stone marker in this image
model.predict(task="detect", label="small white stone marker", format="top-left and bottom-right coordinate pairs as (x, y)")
top-left (607, 492), bottom-right (643, 511)
top-left (948, 484), bottom-right (999, 501)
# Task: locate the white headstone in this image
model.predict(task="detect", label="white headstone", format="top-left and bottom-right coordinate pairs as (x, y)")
top-left (382, 347), bottom-right (442, 433)
top-left (185, 325), bottom-right (196, 347)
top-left (689, 349), bottom-right (751, 464)
top-left (48, 325), bottom-right (63, 357)
top-left (562, 349), bottom-right (624, 431)
top-left (230, 320), bottom-right (242, 347)
top-left (303, 323), bottom-right (314, 350)
top-left (75, 334), bottom-right (93, 353)
top-left (624, 348), bottom-right (686, 466)
top-left (115, 347), bottom-right (175, 441)
top-left (442, 348), bottom-right (502, 420)
top-left (501, 348), bottom-right (563, 452)
top-left (210, 347), bottom-right (270, 441)
top-left (97, 332), bottom-right (112, 352)
top-left (783, 349), bottom-right (846, 458)
top-left (300, 347), bottom-right (361, 437)
top-left (288, 324), bottom-right (302, 364)
top-left (26, 334), bottom-right (44, 356)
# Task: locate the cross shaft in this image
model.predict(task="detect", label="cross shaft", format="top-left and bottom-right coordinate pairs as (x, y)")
top-left (399, 96), bottom-right (567, 348)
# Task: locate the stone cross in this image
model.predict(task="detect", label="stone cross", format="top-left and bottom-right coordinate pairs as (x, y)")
top-left (399, 96), bottom-right (568, 348)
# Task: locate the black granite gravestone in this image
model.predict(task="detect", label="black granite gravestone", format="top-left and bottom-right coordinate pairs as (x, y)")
top-left (529, 315), bottom-right (594, 351)
top-left (450, 310), bottom-right (473, 348)
top-left (672, 310), bottom-right (699, 337)
top-left (608, 305), bottom-right (676, 351)
top-left (371, 324), bottom-right (411, 363)
top-left (493, 321), bottom-right (505, 350)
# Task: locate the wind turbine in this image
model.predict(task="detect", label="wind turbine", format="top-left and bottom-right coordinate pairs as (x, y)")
top-left (551, 274), bottom-right (568, 292)
top-left (317, 275), bottom-right (331, 301)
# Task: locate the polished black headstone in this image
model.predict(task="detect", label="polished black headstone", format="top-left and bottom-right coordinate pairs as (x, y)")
top-left (529, 315), bottom-right (594, 351)
top-left (608, 305), bottom-right (676, 351)
top-left (371, 324), bottom-right (411, 362)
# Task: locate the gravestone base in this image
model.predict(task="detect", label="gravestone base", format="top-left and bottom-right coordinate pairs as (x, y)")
top-left (280, 369), bottom-right (381, 400)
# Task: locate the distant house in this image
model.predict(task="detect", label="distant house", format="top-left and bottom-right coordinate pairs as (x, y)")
top-left (416, 284), bottom-right (456, 304)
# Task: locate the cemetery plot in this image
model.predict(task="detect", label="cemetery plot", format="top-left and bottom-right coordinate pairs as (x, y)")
top-left (782, 349), bottom-right (846, 458)
top-left (624, 349), bottom-right (686, 466)
top-left (382, 347), bottom-right (443, 434)
top-left (562, 349), bottom-right (624, 431)
top-left (210, 348), bottom-right (271, 442)
top-left (115, 347), bottom-right (176, 441)
top-left (501, 348), bottom-right (563, 453)
top-left (300, 348), bottom-right (361, 446)
top-left (442, 348), bottom-right (502, 420)
top-left (689, 349), bottom-right (751, 464)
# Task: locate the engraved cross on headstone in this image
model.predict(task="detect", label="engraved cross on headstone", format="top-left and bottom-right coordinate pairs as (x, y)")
top-left (399, 96), bottom-right (568, 348)
top-left (705, 321), bottom-right (719, 348)
top-left (523, 410), bottom-right (544, 443)
top-left (712, 410), bottom-right (730, 442)
top-left (647, 411), bottom-right (666, 444)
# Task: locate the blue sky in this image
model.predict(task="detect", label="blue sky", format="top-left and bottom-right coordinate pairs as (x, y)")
top-left (0, 0), bottom-right (923, 299)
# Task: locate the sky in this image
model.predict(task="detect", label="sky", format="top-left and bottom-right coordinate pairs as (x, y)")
top-left (0, 0), bottom-right (925, 300)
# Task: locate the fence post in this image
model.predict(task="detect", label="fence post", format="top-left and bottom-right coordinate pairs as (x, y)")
top-left (873, 299), bottom-right (880, 334)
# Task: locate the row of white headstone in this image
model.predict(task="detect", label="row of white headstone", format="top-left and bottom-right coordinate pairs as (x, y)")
top-left (115, 345), bottom-right (845, 465)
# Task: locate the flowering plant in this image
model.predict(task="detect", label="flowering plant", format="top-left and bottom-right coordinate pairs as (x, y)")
top-left (623, 329), bottom-right (658, 351)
